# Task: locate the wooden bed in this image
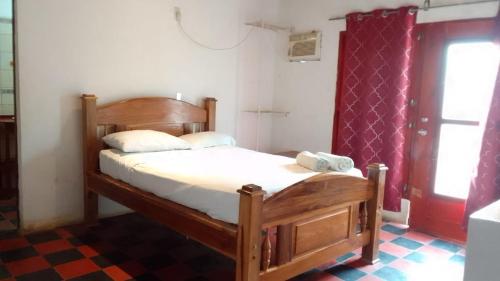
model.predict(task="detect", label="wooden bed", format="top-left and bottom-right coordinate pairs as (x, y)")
top-left (81, 94), bottom-right (387, 281)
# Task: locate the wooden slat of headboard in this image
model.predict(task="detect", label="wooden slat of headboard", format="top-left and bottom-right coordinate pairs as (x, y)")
top-left (116, 123), bottom-right (185, 137)
top-left (97, 97), bottom-right (208, 125)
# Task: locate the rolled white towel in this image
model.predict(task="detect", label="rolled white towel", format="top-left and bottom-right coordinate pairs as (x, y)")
top-left (296, 151), bottom-right (329, 172)
top-left (316, 152), bottom-right (354, 172)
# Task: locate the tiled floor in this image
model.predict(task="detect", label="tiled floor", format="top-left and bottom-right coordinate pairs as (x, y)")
top-left (0, 198), bottom-right (17, 232)
top-left (0, 213), bottom-right (465, 281)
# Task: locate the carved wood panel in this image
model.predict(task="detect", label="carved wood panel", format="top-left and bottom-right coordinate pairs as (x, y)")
top-left (293, 206), bottom-right (350, 257)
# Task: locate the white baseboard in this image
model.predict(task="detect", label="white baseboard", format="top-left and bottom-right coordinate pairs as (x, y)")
top-left (20, 209), bottom-right (133, 234)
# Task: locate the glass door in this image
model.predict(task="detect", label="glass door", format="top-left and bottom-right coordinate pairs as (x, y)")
top-left (408, 19), bottom-right (498, 242)
top-left (434, 41), bottom-right (499, 200)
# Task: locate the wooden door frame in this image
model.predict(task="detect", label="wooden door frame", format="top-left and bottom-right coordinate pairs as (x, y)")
top-left (331, 31), bottom-right (346, 154)
top-left (13, 0), bottom-right (19, 231)
top-left (1, 0), bottom-right (20, 231)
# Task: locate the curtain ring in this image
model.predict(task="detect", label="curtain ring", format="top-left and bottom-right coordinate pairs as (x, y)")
top-left (357, 14), bottom-right (363, 21)
top-left (382, 10), bottom-right (389, 18)
top-left (408, 8), bottom-right (416, 15)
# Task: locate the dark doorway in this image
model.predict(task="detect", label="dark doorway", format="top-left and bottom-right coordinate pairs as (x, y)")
top-left (0, 0), bottom-right (18, 232)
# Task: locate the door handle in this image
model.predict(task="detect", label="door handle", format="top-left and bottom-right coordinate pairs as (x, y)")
top-left (417, 129), bottom-right (428, 136)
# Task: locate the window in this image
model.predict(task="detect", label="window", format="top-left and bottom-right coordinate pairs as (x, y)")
top-left (433, 41), bottom-right (499, 199)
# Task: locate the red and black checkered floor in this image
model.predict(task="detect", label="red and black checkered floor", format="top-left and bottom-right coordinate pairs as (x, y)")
top-left (0, 213), bottom-right (465, 281)
top-left (0, 198), bottom-right (17, 232)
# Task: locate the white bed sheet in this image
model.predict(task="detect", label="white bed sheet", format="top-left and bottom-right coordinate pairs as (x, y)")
top-left (99, 146), bottom-right (363, 224)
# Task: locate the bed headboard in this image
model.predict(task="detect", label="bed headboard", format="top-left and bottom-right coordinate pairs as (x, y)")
top-left (81, 94), bottom-right (217, 173)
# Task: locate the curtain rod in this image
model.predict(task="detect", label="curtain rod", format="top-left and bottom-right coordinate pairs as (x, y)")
top-left (328, 0), bottom-right (499, 21)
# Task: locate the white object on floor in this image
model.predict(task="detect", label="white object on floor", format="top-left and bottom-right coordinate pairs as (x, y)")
top-left (99, 146), bottom-right (363, 224)
top-left (464, 199), bottom-right (500, 281)
top-left (382, 198), bottom-right (411, 225)
top-left (316, 152), bottom-right (354, 172)
top-left (296, 151), bottom-right (329, 172)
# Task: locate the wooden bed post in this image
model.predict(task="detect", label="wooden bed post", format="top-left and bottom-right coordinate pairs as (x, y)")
top-left (205, 98), bottom-right (217, 131)
top-left (362, 163), bottom-right (388, 264)
top-left (236, 184), bottom-right (264, 281)
top-left (81, 94), bottom-right (99, 225)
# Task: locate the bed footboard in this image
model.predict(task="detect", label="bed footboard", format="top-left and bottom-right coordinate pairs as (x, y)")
top-left (236, 164), bottom-right (387, 281)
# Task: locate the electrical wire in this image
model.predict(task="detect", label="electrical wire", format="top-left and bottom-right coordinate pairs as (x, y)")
top-left (177, 20), bottom-right (255, 51)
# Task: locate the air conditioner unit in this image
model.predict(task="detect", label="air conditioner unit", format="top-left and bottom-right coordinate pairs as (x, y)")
top-left (288, 31), bottom-right (321, 62)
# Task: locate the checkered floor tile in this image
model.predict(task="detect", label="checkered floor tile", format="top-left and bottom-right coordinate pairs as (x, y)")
top-left (0, 213), bottom-right (466, 281)
top-left (0, 198), bottom-right (17, 232)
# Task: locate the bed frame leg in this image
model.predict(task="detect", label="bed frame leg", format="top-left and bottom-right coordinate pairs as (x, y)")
top-left (81, 94), bottom-right (99, 226)
top-left (362, 163), bottom-right (388, 264)
top-left (236, 185), bottom-right (264, 281)
top-left (84, 188), bottom-right (98, 225)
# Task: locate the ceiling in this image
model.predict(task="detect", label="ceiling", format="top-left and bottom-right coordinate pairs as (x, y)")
top-left (330, 0), bottom-right (498, 12)
top-left (284, 0), bottom-right (498, 21)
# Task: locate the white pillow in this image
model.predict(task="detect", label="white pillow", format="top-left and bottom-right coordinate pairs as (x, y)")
top-left (102, 130), bottom-right (191, 153)
top-left (179, 132), bottom-right (236, 149)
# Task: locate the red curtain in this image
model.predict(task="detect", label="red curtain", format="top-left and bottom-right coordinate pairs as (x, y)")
top-left (464, 14), bottom-right (500, 220)
top-left (335, 7), bottom-right (417, 211)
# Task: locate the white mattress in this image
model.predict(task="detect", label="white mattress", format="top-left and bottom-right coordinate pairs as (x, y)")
top-left (99, 146), bottom-right (363, 224)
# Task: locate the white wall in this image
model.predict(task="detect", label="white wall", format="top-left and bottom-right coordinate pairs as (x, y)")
top-left (16, 0), bottom-right (279, 231)
top-left (271, 0), bottom-right (499, 154)
top-left (236, 0), bottom-right (280, 152)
